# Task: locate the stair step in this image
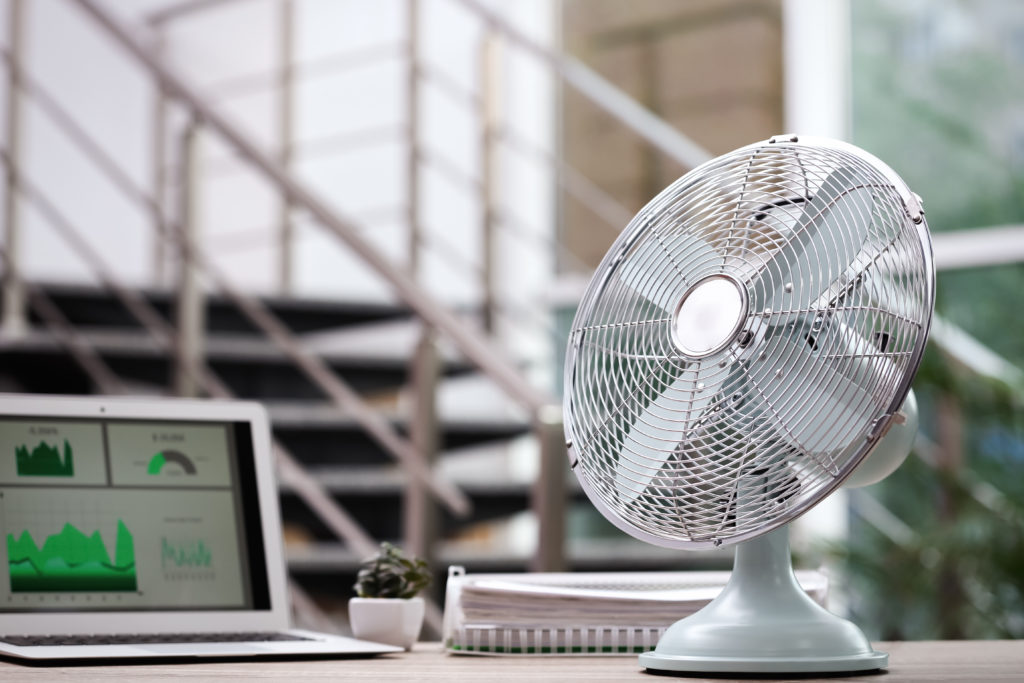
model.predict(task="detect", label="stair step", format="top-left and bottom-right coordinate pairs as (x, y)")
top-left (269, 401), bottom-right (531, 467)
top-left (276, 438), bottom-right (573, 495)
top-left (267, 401), bottom-right (528, 431)
top-left (278, 465), bottom-right (556, 496)
top-left (0, 327), bottom-right (472, 398)
top-left (1, 327), bottom-right (469, 367)
top-left (30, 282), bottom-right (409, 334)
top-left (268, 409), bottom-right (532, 466)
top-left (277, 439), bottom-right (558, 541)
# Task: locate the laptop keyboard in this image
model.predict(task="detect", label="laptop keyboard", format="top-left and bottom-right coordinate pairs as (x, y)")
top-left (2, 632), bottom-right (317, 647)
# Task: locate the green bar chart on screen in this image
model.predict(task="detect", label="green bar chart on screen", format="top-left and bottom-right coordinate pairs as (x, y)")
top-left (161, 537), bottom-right (213, 569)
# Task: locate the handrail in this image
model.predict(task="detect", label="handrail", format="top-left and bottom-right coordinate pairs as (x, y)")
top-left (146, 0), bottom-right (248, 26)
top-left (143, 0), bottom-right (713, 173)
top-left (197, 124), bottom-right (407, 179)
top-left (133, 0), bottom-right (650, 322)
top-left (131, 0), bottom-right (657, 343)
top-left (497, 126), bottom-right (634, 234)
top-left (414, 57), bottom-right (635, 243)
top-left (451, 0), bottom-right (713, 171)
top-left (205, 42), bottom-right (404, 101)
top-left (71, 0), bottom-right (554, 416)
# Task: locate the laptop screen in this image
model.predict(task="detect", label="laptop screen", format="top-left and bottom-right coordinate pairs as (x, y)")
top-left (0, 416), bottom-right (271, 613)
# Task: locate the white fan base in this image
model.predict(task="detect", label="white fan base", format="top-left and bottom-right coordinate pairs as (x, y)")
top-left (640, 526), bottom-right (887, 675)
top-left (639, 651), bottom-right (888, 674)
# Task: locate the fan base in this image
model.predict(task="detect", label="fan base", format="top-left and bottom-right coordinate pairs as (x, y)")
top-left (640, 526), bottom-right (887, 675)
top-left (639, 650), bottom-right (888, 674)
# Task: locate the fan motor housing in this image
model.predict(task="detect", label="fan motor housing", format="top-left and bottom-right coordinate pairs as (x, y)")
top-left (670, 275), bottom-right (748, 358)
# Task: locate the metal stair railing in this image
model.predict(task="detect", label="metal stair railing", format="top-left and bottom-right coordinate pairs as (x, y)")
top-left (2, 0), bottom-right (570, 572)
top-left (141, 0), bottom-right (671, 326)
top-left (3, 48), bottom-right (469, 517)
top-left (453, 0), bottom-right (713, 172)
top-left (72, 0), bottom-right (553, 413)
top-left (135, 0), bottom-right (682, 387)
top-left (0, 9), bottom-right (475, 627)
top-left (0, 40), bottom-right (467, 519)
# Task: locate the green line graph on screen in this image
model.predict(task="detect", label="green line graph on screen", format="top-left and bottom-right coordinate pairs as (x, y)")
top-left (15, 440), bottom-right (74, 476)
top-left (6, 520), bottom-right (137, 592)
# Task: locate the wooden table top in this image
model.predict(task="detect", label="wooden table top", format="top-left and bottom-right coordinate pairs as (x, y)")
top-left (1, 640), bottom-right (1022, 681)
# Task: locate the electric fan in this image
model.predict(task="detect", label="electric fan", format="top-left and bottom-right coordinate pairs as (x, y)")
top-left (563, 135), bottom-right (934, 674)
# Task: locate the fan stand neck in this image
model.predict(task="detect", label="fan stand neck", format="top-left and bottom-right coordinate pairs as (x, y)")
top-left (639, 526), bottom-right (888, 674)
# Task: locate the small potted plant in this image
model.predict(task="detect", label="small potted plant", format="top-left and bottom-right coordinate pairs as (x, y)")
top-left (348, 542), bottom-right (431, 650)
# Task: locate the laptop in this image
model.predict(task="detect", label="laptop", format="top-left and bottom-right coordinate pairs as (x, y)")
top-left (0, 393), bottom-right (401, 661)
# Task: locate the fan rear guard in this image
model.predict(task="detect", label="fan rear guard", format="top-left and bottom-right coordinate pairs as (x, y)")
top-left (564, 135), bottom-right (935, 550)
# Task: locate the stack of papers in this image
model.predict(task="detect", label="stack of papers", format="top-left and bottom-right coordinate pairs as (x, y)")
top-left (443, 567), bottom-right (829, 656)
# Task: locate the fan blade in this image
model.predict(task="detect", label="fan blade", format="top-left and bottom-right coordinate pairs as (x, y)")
top-left (860, 271), bottom-right (916, 322)
top-left (723, 200), bottom-right (804, 283)
top-left (755, 168), bottom-right (874, 321)
top-left (858, 242), bottom-right (925, 321)
top-left (746, 318), bottom-right (899, 466)
top-left (617, 231), bottom-right (718, 313)
top-left (614, 360), bottom-right (727, 502)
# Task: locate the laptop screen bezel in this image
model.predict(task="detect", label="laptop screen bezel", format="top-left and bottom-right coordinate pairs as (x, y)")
top-left (0, 394), bottom-right (290, 635)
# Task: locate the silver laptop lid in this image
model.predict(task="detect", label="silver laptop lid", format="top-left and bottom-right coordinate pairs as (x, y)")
top-left (0, 394), bottom-right (289, 636)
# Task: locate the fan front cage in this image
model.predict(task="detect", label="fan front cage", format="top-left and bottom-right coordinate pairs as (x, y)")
top-left (564, 137), bottom-right (934, 549)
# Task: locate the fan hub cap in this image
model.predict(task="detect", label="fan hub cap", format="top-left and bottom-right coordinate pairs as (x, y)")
top-left (671, 275), bottom-right (747, 358)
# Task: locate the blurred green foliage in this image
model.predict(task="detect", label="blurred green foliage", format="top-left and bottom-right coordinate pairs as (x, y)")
top-left (844, 0), bottom-right (1024, 639)
top-left (837, 348), bottom-right (1024, 639)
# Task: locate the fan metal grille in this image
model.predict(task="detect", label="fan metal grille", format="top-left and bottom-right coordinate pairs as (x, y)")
top-left (564, 139), bottom-right (934, 549)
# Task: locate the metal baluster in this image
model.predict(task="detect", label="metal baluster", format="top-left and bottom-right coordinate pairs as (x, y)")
top-left (150, 23), bottom-right (169, 288)
top-left (406, 0), bottom-right (421, 278)
top-left (278, 0), bottom-right (295, 294)
top-left (174, 119), bottom-right (206, 397)
top-left (533, 404), bottom-right (567, 571)
top-left (403, 325), bottom-right (442, 562)
top-left (1, 0), bottom-right (26, 337)
top-left (480, 28), bottom-right (502, 334)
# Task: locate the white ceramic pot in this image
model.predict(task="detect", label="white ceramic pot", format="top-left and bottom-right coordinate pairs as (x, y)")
top-left (348, 596), bottom-right (425, 651)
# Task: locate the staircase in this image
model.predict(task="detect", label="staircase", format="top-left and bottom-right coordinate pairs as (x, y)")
top-left (0, 0), bottom-right (744, 630)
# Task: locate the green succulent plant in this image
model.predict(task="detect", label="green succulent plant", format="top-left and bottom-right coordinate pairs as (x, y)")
top-left (353, 542), bottom-right (431, 599)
